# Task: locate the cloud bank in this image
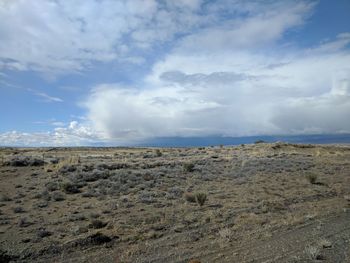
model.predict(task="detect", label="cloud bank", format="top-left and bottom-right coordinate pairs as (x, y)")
top-left (83, 43), bottom-right (350, 141)
top-left (81, 1), bottom-right (350, 142)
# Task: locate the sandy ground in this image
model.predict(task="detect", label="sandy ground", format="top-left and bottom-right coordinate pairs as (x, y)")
top-left (0, 143), bottom-right (350, 262)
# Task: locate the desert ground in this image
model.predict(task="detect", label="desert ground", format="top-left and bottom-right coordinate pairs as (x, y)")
top-left (0, 143), bottom-right (350, 263)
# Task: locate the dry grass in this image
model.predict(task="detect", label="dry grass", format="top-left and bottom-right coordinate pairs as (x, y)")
top-left (305, 245), bottom-right (322, 260)
top-left (44, 155), bottom-right (80, 173)
top-left (306, 173), bottom-right (318, 184)
top-left (0, 144), bottom-right (349, 263)
top-left (218, 227), bottom-right (234, 244)
top-left (195, 192), bottom-right (207, 206)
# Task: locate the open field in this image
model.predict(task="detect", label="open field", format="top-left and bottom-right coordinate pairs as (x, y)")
top-left (1, 143), bottom-right (350, 262)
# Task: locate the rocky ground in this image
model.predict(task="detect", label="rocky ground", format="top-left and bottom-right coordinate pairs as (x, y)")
top-left (0, 143), bottom-right (350, 263)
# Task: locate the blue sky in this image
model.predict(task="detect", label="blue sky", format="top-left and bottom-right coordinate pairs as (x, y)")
top-left (0, 0), bottom-right (349, 146)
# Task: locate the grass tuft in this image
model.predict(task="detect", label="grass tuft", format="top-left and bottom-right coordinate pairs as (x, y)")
top-left (195, 192), bottom-right (207, 206)
top-left (306, 173), bottom-right (317, 184)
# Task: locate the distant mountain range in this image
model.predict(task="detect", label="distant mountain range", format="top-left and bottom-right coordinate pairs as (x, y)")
top-left (138, 134), bottom-right (350, 147)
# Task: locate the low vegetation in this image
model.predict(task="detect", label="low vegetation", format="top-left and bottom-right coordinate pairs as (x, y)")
top-left (183, 162), bottom-right (195, 172)
top-left (306, 173), bottom-right (318, 184)
top-left (0, 143), bottom-right (349, 262)
top-left (195, 192), bottom-right (207, 206)
top-left (184, 192), bottom-right (196, 203)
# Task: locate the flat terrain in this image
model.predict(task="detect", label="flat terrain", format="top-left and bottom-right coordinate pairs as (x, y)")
top-left (0, 143), bottom-right (350, 262)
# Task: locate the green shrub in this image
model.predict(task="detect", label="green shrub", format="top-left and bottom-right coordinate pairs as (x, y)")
top-left (254, 140), bottom-right (265, 144)
top-left (184, 192), bottom-right (196, 203)
top-left (90, 219), bottom-right (107, 229)
top-left (52, 191), bottom-right (65, 201)
top-left (13, 206), bottom-right (25, 213)
top-left (155, 149), bottom-right (162, 157)
top-left (183, 163), bottom-right (195, 172)
top-left (306, 173), bottom-right (317, 184)
top-left (61, 182), bottom-right (80, 194)
top-left (195, 192), bottom-right (207, 206)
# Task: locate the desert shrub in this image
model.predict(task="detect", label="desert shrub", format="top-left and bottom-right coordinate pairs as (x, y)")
top-left (45, 182), bottom-right (59, 191)
top-left (82, 189), bottom-right (98, 198)
top-left (106, 184), bottom-right (121, 196)
top-left (0, 194), bottom-right (12, 202)
top-left (6, 156), bottom-right (44, 167)
top-left (61, 182), bottom-right (80, 194)
top-left (184, 192), bottom-right (196, 203)
top-left (254, 140), bottom-right (265, 144)
top-left (13, 207), bottom-right (25, 213)
top-left (79, 169), bottom-right (109, 182)
top-left (94, 179), bottom-right (114, 188)
top-left (82, 232), bottom-right (112, 245)
top-left (82, 164), bottom-right (94, 172)
top-left (18, 217), bottom-right (32, 227)
top-left (167, 187), bottom-right (184, 199)
top-left (155, 149), bottom-right (162, 157)
top-left (95, 163), bottom-right (128, 170)
top-left (30, 158), bottom-right (45, 166)
top-left (260, 200), bottom-right (286, 213)
top-left (68, 213), bottom-right (86, 222)
top-left (143, 173), bottom-right (153, 181)
top-left (271, 144), bottom-right (282, 150)
top-left (51, 191), bottom-right (65, 201)
top-left (37, 228), bottom-right (51, 238)
top-left (306, 173), bottom-right (317, 184)
top-left (32, 201), bottom-right (48, 208)
top-left (319, 238), bottom-right (332, 248)
top-left (71, 225), bottom-right (88, 235)
top-left (138, 191), bottom-right (156, 204)
top-left (89, 212), bottom-right (101, 219)
top-left (305, 246), bottom-right (322, 260)
top-left (50, 158), bottom-right (59, 164)
top-left (89, 219), bottom-right (107, 229)
top-left (38, 190), bottom-right (51, 201)
top-left (195, 192), bottom-right (207, 206)
top-left (183, 163), bottom-right (195, 172)
top-left (59, 164), bottom-right (77, 174)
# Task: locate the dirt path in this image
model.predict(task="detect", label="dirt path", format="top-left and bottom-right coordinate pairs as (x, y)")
top-left (51, 210), bottom-right (350, 263)
top-left (201, 211), bottom-right (350, 263)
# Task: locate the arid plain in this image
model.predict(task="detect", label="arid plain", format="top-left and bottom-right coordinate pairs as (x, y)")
top-left (1, 143), bottom-right (350, 262)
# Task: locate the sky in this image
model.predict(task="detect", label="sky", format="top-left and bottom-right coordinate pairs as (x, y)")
top-left (0, 0), bottom-right (349, 146)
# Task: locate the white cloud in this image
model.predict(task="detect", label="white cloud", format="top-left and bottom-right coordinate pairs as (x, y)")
top-left (307, 33), bottom-right (350, 54)
top-left (0, 79), bottom-right (63, 103)
top-left (0, 0), bottom-right (207, 74)
top-left (33, 91), bottom-right (63, 103)
top-left (176, 1), bottom-right (314, 52)
top-left (0, 121), bottom-right (104, 146)
top-left (82, 33), bottom-right (350, 141)
top-left (0, 0), bottom-right (315, 74)
top-left (83, 84), bottom-right (226, 140)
